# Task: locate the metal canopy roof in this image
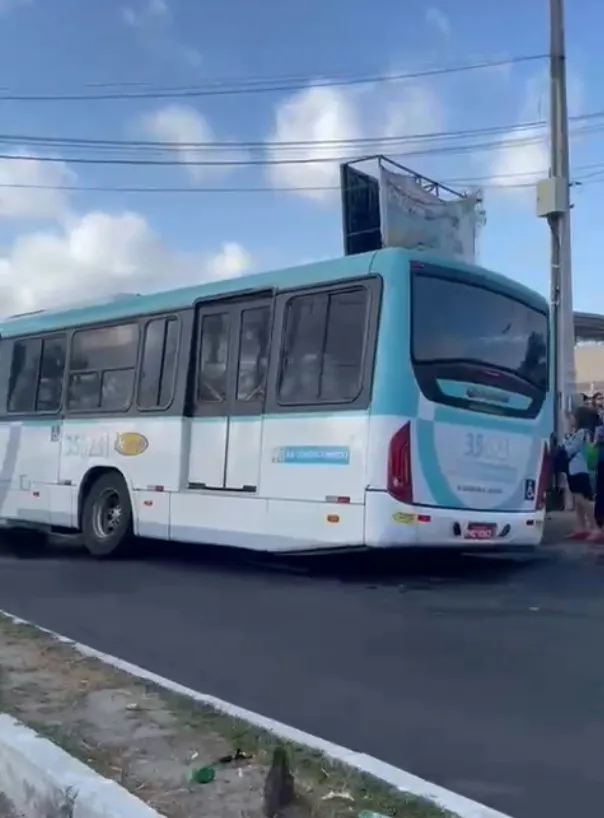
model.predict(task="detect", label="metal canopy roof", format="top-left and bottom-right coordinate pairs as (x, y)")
top-left (575, 312), bottom-right (604, 342)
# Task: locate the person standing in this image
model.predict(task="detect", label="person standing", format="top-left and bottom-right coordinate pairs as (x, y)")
top-left (563, 406), bottom-right (598, 539)
top-left (591, 393), bottom-right (604, 541)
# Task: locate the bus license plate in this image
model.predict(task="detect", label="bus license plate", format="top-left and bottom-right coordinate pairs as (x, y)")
top-left (465, 523), bottom-right (496, 540)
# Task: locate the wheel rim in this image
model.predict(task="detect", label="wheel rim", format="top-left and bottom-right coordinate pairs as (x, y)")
top-left (92, 488), bottom-right (122, 540)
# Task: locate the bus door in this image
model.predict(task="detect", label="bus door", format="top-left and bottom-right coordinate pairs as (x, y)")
top-left (187, 294), bottom-right (272, 492)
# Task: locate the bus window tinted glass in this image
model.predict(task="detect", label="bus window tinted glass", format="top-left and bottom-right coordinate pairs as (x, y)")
top-left (67, 372), bottom-right (100, 410)
top-left (237, 306), bottom-right (270, 401)
top-left (138, 317), bottom-right (179, 409)
top-left (321, 290), bottom-right (366, 400)
top-left (68, 322), bottom-right (139, 412)
top-left (138, 319), bottom-right (165, 408)
top-left (279, 293), bottom-right (328, 403)
top-left (101, 369), bottom-right (134, 411)
top-left (8, 339), bottom-right (41, 412)
top-left (197, 313), bottom-right (229, 403)
top-left (159, 318), bottom-right (179, 406)
top-left (36, 336), bottom-right (67, 411)
top-left (71, 324), bottom-right (139, 371)
top-left (279, 287), bottom-right (368, 404)
top-left (412, 273), bottom-right (548, 389)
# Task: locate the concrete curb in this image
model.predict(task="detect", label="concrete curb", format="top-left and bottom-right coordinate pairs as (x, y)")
top-left (0, 609), bottom-right (513, 818)
top-left (0, 713), bottom-right (162, 818)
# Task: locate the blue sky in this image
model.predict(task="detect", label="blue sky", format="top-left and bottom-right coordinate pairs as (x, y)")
top-left (0, 0), bottom-right (600, 315)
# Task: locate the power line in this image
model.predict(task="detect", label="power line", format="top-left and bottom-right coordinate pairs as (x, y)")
top-left (0, 119), bottom-right (551, 151)
top-left (0, 163), bottom-right (603, 194)
top-left (0, 115), bottom-right (576, 153)
top-left (0, 54), bottom-right (546, 102)
top-left (0, 55), bottom-right (542, 93)
top-left (0, 109), bottom-right (599, 168)
top-left (0, 121), bottom-right (601, 167)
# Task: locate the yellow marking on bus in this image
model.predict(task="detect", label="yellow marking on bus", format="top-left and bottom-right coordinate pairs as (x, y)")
top-left (114, 432), bottom-right (149, 457)
top-left (392, 512), bottom-right (415, 524)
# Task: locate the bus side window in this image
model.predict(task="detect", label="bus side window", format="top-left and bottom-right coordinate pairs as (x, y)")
top-left (321, 289), bottom-right (367, 401)
top-left (8, 338), bottom-right (42, 413)
top-left (138, 317), bottom-right (180, 410)
top-left (36, 335), bottom-right (67, 412)
top-left (279, 293), bottom-right (327, 403)
top-left (236, 306), bottom-right (270, 402)
top-left (67, 323), bottom-right (139, 412)
top-left (197, 313), bottom-right (230, 404)
top-left (277, 286), bottom-right (369, 405)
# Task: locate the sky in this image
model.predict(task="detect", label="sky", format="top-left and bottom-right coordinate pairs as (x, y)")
top-left (0, 0), bottom-right (600, 317)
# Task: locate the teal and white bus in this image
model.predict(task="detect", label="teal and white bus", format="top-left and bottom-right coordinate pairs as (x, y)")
top-left (0, 247), bottom-right (550, 557)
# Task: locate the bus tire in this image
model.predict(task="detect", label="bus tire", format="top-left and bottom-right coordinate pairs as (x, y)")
top-left (81, 472), bottom-right (133, 559)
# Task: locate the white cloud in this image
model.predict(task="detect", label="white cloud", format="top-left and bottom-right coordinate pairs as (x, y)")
top-left (0, 210), bottom-right (252, 317)
top-left (120, 0), bottom-right (202, 71)
top-left (265, 79), bottom-right (445, 201)
top-left (486, 70), bottom-right (584, 194)
top-left (148, 0), bottom-right (169, 16)
top-left (265, 86), bottom-right (361, 200)
top-left (486, 126), bottom-right (549, 190)
top-left (0, 0), bottom-right (30, 13)
top-left (120, 0), bottom-right (169, 27)
top-left (381, 82), bottom-right (444, 140)
top-left (0, 149), bottom-right (75, 221)
top-left (179, 46), bottom-right (203, 68)
top-left (140, 104), bottom-right (246, 182)
top-left (425, 7), bottom-right (450, 39)
top-left (119, 6), bottom-right (137, 26)
top-left (203, 242), bottom-right (252, 280)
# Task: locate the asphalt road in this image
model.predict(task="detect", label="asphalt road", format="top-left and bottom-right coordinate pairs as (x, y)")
top-left (0, 538), bottom-right (601, 818)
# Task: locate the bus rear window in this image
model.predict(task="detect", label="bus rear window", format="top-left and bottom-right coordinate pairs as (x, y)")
top-left (411, 268), bottom-right (548, 416)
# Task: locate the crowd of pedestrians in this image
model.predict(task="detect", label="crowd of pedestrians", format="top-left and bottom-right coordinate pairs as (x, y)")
top-left (558, 392), bottom-right (604, 542)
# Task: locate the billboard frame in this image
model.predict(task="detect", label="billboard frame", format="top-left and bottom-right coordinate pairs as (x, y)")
top-left (339, 154), bottom-right (485, 257)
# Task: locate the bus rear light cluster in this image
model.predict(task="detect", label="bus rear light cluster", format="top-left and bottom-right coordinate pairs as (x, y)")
top-left (387, 422), bottom-right (413, 504)
top-left (535, 443), bottom-right (550, 511)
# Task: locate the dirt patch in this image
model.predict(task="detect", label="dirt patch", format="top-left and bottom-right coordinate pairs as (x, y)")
top-left (0, 615), bottom-right (452, 818)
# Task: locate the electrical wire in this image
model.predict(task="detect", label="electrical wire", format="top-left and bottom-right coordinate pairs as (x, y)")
top-left (0, 108), bottom-right (600, 167)
top-left (0, 121), bottom-right (598, 168)
top-left (0, 54), bottom-right (546, 102)
top-left (0, 163), bottom-right (602, 194)
top-left (0, 118), bottom-right (550, 151)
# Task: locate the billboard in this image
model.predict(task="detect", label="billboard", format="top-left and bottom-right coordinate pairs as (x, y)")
top-left (378, 166), bottom-right (478, 264)
top-left (340, 158), bottom-right (480, 264)
top-left (340, 164), bottom-right (382, 256)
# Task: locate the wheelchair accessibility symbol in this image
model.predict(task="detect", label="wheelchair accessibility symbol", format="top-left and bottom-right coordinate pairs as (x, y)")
top-left (524, 479), bottom-right (536, 501)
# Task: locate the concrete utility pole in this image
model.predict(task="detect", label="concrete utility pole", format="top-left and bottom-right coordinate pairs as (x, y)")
top-left (544, 0), bottom-right (575, 439)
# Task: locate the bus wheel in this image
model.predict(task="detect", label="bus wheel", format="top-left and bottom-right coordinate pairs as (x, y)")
top-left (81, 472), bottom-right (133, 559)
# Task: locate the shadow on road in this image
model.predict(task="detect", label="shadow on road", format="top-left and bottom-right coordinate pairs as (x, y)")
top-left (0, 530), bottom-right (549, 590)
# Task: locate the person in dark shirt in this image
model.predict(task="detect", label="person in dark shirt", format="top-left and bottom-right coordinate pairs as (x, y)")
top-left (591, 393), bottom-right (604, 541)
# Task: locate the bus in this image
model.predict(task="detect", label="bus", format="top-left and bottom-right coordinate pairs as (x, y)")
top-left (0, 247), bottom-right (550, 558)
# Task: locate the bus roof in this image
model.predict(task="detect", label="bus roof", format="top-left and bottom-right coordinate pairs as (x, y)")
top-left (0, 247), bottom-right (547, 338)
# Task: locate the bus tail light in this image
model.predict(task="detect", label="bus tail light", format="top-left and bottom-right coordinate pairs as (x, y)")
top-left (388, 422), bottom-right (413, 504)
top-left (535, 443), bottom-right (549, 511)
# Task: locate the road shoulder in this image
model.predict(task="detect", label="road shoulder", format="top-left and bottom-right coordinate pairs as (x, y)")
top-left (0, 612), bottom-right (463, 818)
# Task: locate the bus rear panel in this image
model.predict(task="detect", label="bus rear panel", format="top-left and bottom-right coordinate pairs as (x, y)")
top-left (364, 251), bottom-right (550, 548)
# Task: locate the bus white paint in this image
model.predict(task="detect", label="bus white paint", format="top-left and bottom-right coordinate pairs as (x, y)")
top-left (0, 248), bottom-right (550, 557)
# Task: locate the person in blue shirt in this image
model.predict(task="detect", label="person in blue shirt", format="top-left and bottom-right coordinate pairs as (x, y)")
top-left (563, 406), bottom-right (597, 540)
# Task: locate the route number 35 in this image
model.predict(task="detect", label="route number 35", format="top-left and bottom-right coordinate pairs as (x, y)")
top-left (464, 432), bottom-right (510, 461)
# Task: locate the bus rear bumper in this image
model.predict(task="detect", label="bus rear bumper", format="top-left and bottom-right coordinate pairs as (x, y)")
top-left (365, 492), bottom-right (544, 548)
